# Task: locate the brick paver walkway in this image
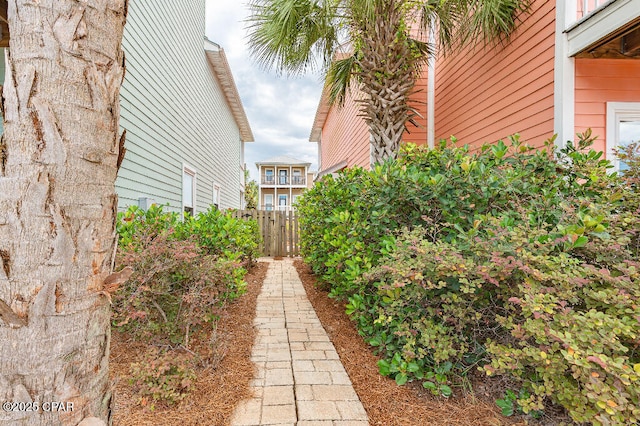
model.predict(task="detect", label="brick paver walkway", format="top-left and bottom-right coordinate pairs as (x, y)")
top-left (231, 258), bottom-right (370, 426)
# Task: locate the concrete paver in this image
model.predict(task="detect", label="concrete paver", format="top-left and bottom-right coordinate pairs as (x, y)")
top-left (231, 258), bottom-right (370, 425)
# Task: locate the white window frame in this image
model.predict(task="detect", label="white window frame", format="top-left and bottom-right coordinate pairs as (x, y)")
top-left (278, 194), bottom-right (288, 210)
top-left (606, 102), bottom-right (640, 171)
top-left (212, 183), bottom-right (221, 210)
top-left (182, 164), bottom-right (197, 218)
top-left (292, 168), bottom-right (302, 185)
top-left (278, 169), bottom-right (288, 185)
top-left (264, 194), bottom-right (274, 211)
top-left (264, 168), bottom-right (274, 185)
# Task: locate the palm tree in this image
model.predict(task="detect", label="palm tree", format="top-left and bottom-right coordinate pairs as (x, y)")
top-left (248, 0), bottom-right (529, 164)
top-left (0, 1), bottom-right (126, 425)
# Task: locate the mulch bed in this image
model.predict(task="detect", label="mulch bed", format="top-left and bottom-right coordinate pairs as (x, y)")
top-left (109, 261), bottom-right (268, 426)
top-left (110, 258), bottom-right (548, 425)
top-left (293, 259), bottom-right (523, 426)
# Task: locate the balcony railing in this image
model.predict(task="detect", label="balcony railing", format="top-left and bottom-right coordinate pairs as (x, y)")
top-left (261, 175), bottom-right (307, 186)
top-left (291, 176), bottom-right (306, 185)
top-left (262, 175), bottom-right (275, 185)
top-left (260, 204), bottom-right (296, 211)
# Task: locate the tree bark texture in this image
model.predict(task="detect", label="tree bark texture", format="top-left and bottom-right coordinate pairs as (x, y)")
top-left (0, 1), bottom-right (126, 425)
top-left (355, 0), bottom-right (422, 165)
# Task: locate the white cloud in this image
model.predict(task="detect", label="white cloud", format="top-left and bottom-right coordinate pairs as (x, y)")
top-left (205, 1), bottom-right (324, 181)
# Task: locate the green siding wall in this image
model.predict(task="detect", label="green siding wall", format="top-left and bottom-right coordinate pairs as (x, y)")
top-left (116, 0), bottom-right (243, 213)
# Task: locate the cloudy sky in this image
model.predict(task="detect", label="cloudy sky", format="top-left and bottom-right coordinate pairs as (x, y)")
top-left (205, 2), bottom-right (323, 181)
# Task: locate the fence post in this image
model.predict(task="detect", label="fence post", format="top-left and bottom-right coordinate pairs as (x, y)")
top-left (272, 211), bottom-right (282, 257)
top-left (294, 211), bottom-right (299, 256)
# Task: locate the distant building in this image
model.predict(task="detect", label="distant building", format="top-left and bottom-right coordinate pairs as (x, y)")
top-left (255, 156), bottom-right (313, 211)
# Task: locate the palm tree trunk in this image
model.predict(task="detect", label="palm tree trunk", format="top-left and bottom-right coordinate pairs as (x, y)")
top-left (356, 0), bottom-right (420, 165)
top-left (0, 1), bottom-right (126, 425)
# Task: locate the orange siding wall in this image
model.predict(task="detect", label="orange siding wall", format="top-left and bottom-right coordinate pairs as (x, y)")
top-left (575, 58), bottom-right (640, 155)
top-left (320, 89), bottom-right (370, 170)
top-left (434, 0), bottom-right (556, 151)
top-left (405, 66), bottom-right (429, 146)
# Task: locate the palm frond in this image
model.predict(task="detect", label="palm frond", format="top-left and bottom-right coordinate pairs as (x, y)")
top-left (416, 0), bottom-right (529, 53)
top-left (407, 37), bottom-right (433, 71)
top-left (325, 54), bottom-right (358, 106)
top-left (246, 0), bottom-right (341, 75)
top-left (416, 0), bottom-right (467, 50)
top-left (460, 0), bottom-right (531, 47)
top-left (347, 0), bottom-right (379, 25)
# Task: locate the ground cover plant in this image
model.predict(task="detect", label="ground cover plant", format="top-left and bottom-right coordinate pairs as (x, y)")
top-left (110, 262), bottom-right (268, 424)
top-left (297, 133), bottom-right (640, 425)
top-left (112, 204), bottom-right (260, 407)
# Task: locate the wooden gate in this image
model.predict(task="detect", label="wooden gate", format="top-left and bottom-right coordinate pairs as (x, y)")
top-left (232, 210), bottom-right (300, 257)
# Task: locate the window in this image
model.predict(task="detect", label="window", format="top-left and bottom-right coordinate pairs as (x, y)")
top-left (618, 121), bottom-right (640, 172)
top-left (292, 169), bottom-right (303, 185)
top-left (183, 165), bottom-right (196, 217)
top-left (213, 184), bottom-right (221, 210)
top-left (607, 103), bottom-right (640, 172)
top-left (292, 194), bottom-right (301, 209)
top-left (279, 169), bottom-right (288, 185)
top-left (264, 194), bottom-right (273, 211)
top-left (264, 169), bottom-right (274, 184)
top-left (278, 194), bottom-right (288, 210)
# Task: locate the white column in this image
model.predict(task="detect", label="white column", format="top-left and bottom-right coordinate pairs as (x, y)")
top-left (427, 26), bottom-right (435, 149)
top-left (369, 134), bottom-right (374, 168)
top-left (258, 166), bottom-right (262, 210)
top-left (317, 139), bottom-right (322, 173)
top-left (554, 0), bottom-right (576, 151)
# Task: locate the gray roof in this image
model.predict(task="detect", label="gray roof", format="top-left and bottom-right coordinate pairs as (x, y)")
top-left (255, 155), bottom-right (312, 167)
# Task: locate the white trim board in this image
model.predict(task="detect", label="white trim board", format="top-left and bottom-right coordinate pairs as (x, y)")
top-left (182, 163), bottom-right (197, 219)
top-left (554, 0), bottom-right (576, 150)
top-left (566, 0), bottom-right (640, 56)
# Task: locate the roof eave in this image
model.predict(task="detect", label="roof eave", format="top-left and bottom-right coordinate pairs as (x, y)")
top-left (317, 160), bottom-right (348, 179)
top-left (204, 39), bottom-right (255, 143)
top-left (309, 85), bottom-right (331, 142)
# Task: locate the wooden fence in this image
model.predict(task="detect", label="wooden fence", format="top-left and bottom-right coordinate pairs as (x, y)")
top-left (232, 210), bottom-right (300, 257)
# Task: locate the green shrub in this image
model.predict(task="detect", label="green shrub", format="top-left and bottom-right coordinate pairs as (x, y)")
top-left (366, 219), bottom-right (640, 423)
top-left (117, 205), bottom-right (261, 264)
top-left (116, 204), bottom-right (180, 248)
top-left (298, 132), bottom-right (640, 424)
top-left (113, 230), bottom-right (246, 345)
top-left (177, 207), bottom-right (260, 266)
top-left (484, 249), bottom-right (640, 424)
top-left (298, 133), bottom-right (613, 298)
top-left (297, 167), bottom-right (378, 297)
top-left (113, 204), bottom-right (258, 346)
